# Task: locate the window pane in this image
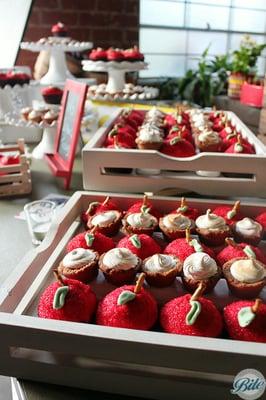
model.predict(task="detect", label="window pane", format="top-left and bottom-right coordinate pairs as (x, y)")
top-left (188, 0), bottom-right (230, 5)
top-left (231, 9), bottom-right (266, 33)
top-left (257, 57), bottom-right (266, 75)
top-left (188, 32), bottom-right (227, 54)
top-left (233, 0), bottom-right (266, 10)
top-left (186, 4), bottom-right (229, 30)
top-left (140, 28), bottom-right (187, 54)
top-left (140, 54), bottom-right (185, 77)
top-left (140, 0), bottom-right (185, 27)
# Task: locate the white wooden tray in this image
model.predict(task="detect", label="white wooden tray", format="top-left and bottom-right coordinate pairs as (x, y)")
top-left (82, 110), bottom-right (266, 197)
top-left (0, 192), bottom-right (265, 400)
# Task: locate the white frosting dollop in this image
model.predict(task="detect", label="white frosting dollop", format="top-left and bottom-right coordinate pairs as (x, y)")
top-left (196, 210), bottom-right (227, 231)
top-left (230, 259), bottom-right (265, 283)
top-left (183, 252), bottom-right (218, 280)
top-left (126, 212), bottom-right (157, 228)
top-left (102, 248), bottom-right (138, 270)
top-left (198, 130), bottom-right (220, 143)
top-left (235, 218), bottom-right (262, 238)
top-left (163, 213), bottom-right (193, 230)
top-left (142, 254), bottom-right (177, 273)
top-left (138, 127), bottom-right (163, 143)
top-left (91, 210), bottom-right (118, 227)
top-left (63, 248), bottom-right (97, 269)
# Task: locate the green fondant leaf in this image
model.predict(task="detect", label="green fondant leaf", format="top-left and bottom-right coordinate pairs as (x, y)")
top-left (130, 234), bottom-right (141, 248)
top-left (189, 239), bottom-right (203, 253)
top-left (85, 233), bottom-right (95, 247)
top-left (226, 210), bottom-right (236, 220)
top-left (53, 286), bottom-right (69, 310)
top-left (186, 300), bottom-right (201, 325)
top-left (243, 246), bottom-right (256, 259)
top-left (170, 136), bottom-right (181, 145)
top-left (117, 290), bottom-right (136, 305)
top-left (234, 143), bottom-right (243, 153)
top-left (237, 306), bottom-right (256, 328)
top-left (177, 205), bottom-right (188, 213)
top-left (140, 205), bottom-right (151, 214)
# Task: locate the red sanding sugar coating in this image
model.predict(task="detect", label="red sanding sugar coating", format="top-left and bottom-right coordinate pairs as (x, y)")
top-left (96, 285), bottom-right (158, 330)
top-left (256, 211), bottom-right (266, 229)
top-left (216, 243), bottom-right (266, 266)
top-left (117, 234), bottom-right (161, 260)
top-left (160, 138), bottom-right (195, 158)
top-left (66, 231), bottom-right (115, 255)
top-left (164, 238), bottom-right (215, 261)
top-left (212, 205), bottom-right (243, 225)
top-left (126, 201), bottom-right (161, 219)
top-left (160, 294), bottom-right (223, 337)
top-left (38, 279), bottom-right (97, 322)
top-left (224, 301), bottom-right (266, 343)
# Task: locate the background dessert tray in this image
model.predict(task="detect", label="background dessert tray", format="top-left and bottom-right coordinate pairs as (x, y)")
top-left (0, 191), bottom-right (265, 400)
top-left (82, 109), bottom-right (266, 197)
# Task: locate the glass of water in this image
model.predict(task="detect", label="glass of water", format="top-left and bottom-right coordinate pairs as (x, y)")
top-left (24, 200), bottom-right (56, 245)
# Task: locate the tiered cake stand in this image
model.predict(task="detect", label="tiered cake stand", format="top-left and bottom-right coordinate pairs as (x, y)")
top-left (82, 59), bottom-right (158, 100)
top-left (20, 39), bottom-right (93, 85)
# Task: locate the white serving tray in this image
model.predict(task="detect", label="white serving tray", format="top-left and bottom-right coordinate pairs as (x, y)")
top-left (82, 109), bottom-right (266, 197)
top-left (0, 191), bottom-right (265, 400)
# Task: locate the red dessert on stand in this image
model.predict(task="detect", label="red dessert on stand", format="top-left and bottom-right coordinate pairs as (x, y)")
top-left (117, 234), bottom-right (161, 260)
top-left (225, 135), bottom-right (255, 154)
top-left (42, 86), bottom-right (63, 105)
top-left (89, 48), bottom-right (107, 61)
top-left (51, 22), bottom-right (68, 37)
top-left (106, 48), bottom-right (125, 62)
top-left (123, 46), bottom-right (144, 62)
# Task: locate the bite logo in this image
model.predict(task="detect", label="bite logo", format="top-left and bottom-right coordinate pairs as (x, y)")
top-left (231, 369), bottom-right (265, 400)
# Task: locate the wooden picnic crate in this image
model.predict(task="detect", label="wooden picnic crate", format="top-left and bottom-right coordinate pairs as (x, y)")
top-left (0, 138), bottom-right (31, 197)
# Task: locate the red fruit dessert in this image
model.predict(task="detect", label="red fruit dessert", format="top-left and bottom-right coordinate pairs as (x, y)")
top-left (117, 234), bottom-right (161, 260)
top-left (142, 254), bottom-right (182, 287)
top-left (224, 299), bottom-right (266, 343)
top-left (167, 125), bottom-right (194, 147)
top-left (115, 123), bottom-right (137, 138)
top-left (182, 251), bottom-right (221, 294)
top-left (89, 47), bottom-right (107, 61)
top-left (159, 212), bottom-right (195, 240)
top-left (195, 209), bottom-right (230, 246)
top-left (96, 273), bottom-right (158, 330)
top-left (212, 200), bottom-right (243, 226)
top-left (106, 137), bottom-right (132, 150)
top-left (58, 248), bottom-right (99, 283)
top-left (38, 273), bottom-right (97, 322)
top-left (99, 247), bottom-right (141, 286)
top-left (160, 283), bottom-right (223, 337)
top-left (125, 194), bottom-right (161, 219)
top-left (164, 112), bottom-right (190, 130)
top-left (169, 197), bottom-right (199, 221)
top-left (217, 238), bottom-right (266, 267)
top-left (105, 125), bottom-right (135, 148)
top-left (106, 48), bottom-right (124, 62)
top-left (82, 196), bottom-right (120, 224)
top-left (51, 22), bottom-right (68, 37)
top-left (232, 217), bottom-right (263, 246)
top-left (256, 211), bottom-right (266, 230)
top-left (41, 86), bottom-right (63, 105)
top-left (225, 135), bottom-right (255, 154)
top-left (66, 227), bottom-right (115, 255)
top-left (223, 257), bottom-right (266, 298)
top-left (164, 231), bottom-right (216, 262)
top-left (160, 135), bottom-right (195, 158)
top-left (0, 154), bottom-right (20, 166)
top-left (123, 46), bottom-right (144, 62)
top-left (118, 114), bottom-right (139, 130)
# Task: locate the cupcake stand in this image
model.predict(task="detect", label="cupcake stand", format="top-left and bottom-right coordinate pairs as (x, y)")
top-left (21, 39), bottom-right (93, 85)
top-left (82, 59), bottom-right (158, 100)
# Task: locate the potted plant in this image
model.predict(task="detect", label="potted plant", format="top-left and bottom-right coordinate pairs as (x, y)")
top-left (228, 35), bottom-right (266, 99)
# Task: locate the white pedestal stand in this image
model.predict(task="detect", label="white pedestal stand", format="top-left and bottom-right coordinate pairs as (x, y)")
top-left (32, 125), bottom-right (56, 159)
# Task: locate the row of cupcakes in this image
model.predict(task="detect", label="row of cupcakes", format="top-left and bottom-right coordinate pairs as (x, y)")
top-left (89, 46), bottom-right (145, 62)
top-left (38, 273), bottom-right (266, 343)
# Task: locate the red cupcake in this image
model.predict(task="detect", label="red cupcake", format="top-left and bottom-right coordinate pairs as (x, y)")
top-left (256, 211), bottom-right (266, 230)
top-left (51, 22), bottom-right (68, 37)
top-left (41, 86), bottom-right (63, 105)
top-left (38, 273), bottom-right (97, 322)
top-left (66, 227), bottom-right (115, 255)
top-left (225, 135), bottom-right (255, 154)
top-left (106, 48), bottom-right (124, 62)
top-left (105, 125), bottom-right (135, 148)
top-left (160, 283), bottom-right (223, 337)
top-left (160, 135), bottom-right (195, 158)
top-left (96, 273), bottom-right (157, 330)
top-left (117, 234), bottom-right (161, 260)
top-left (123, 46), bottom-right (144, 62)
top-left (224, 299), bottom-right (266, 343)
top-left (82, 196), bottom-right (120, 225)
top-left (89, 47), bottom-right (107, 61)
top-left (212, 200), bottom-right (243, 226)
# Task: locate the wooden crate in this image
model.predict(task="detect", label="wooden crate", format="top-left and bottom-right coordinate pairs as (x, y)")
top-left (82, 110), bottom-right (266, 197)
top-left (0, 191), bottom-right (265, 400)
top-left (0, 138), bottom-right (31, 197)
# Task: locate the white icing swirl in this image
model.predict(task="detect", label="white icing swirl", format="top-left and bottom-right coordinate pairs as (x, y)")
top-left (102, 248), bottom-right (138, 270)
top-left (235, 218), bottom-right (262, 238)
top-left (183, 252), bottom-right (218, 280)
top-left (63, 248), bottom-right (97, 269)
top-left (196, 210), bottom-right (227, 231)
top-left (138, 127), bottom-right (163, 143)
top-left (198, 130), bottom-right (220, 144)
top-left (142, 254), bottom-right (177, 273)
top-left (91, 210), bottom-right (119, 227)
top-left (163, 213), bottom-right (193, 230)
top-left (126, 212), bottom-right (157, 228)
top-left (230, 259), bottom-right (265, 283)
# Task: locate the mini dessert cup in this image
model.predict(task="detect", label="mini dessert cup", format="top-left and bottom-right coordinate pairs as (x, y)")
top-left (99, 248), bottom-right (141, 286)
top-left (87, 210), bottom-right (122, 236)
top-left (196, 209), bottom-right (230, 246)
top-left (142, 254), bottom-right (182, 287)
top-left (21, 107), bottom-right (31, 121)
top-left (195, 129), bottom-right (222, 152)
top-left (223, 257), bottom-right (266, 299)
top-left (233, 217), bottom-right (263, 246)
top-left (122, 211), bottom-right (158, 235)
top-left (159, 213), bottom-right (195, 240)
top-left (136, 127), bottom-right (163, 150)
top-left (58, 248), bottom-right (99, 283)
top-left (182, 252), bottom-right (221, 294)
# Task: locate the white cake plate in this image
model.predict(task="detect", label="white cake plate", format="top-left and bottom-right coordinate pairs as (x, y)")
top-left (82, 60), bottom-right (148, 94)
top-left (87, 84), bottom-right (159, 101)
top-left (21, 40), bottom-right (93, 85)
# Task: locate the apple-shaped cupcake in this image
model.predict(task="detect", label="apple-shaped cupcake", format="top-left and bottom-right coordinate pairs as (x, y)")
top-left (212, 200), bottom-right (243, 226)
top-left (195, 129), bottom-right (222, 152)
top-left (225, 135), bottom-right (255, 154)
top-left (117, 234), bottom-right (161, 260)
top-left (82, 196), bottom-right (120, 225)
top-left (159, 212), bottom-right (195, 240)
top-left (196, 209), bottom-right (230, 246)
top-left (160, 283), bottom-right (223, 337)
top-left (96, 273), bottom-right (158, 330)
top-left (122, 209), bottom-right (158, 235)
top-left (125, 194), bottom-right (161, 219)
top-left (224, 299), bottom-right (266, 343)
top-left (160, 135), bottom-right (195, 158)
top-left (38, 272), bottom-right (97, 322)
top-left (255, 211), bottom-right (266, 230)
top-left (105, 125), bottom-right (135, 148)
top-left (87, 204), bottom-right (122, 236)
top-left (66, 227), bottom-right (115, 255)
top-left (232, 217), bottom-right (263, 246)
top-left (58, 248), bottom-right (99, 283)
